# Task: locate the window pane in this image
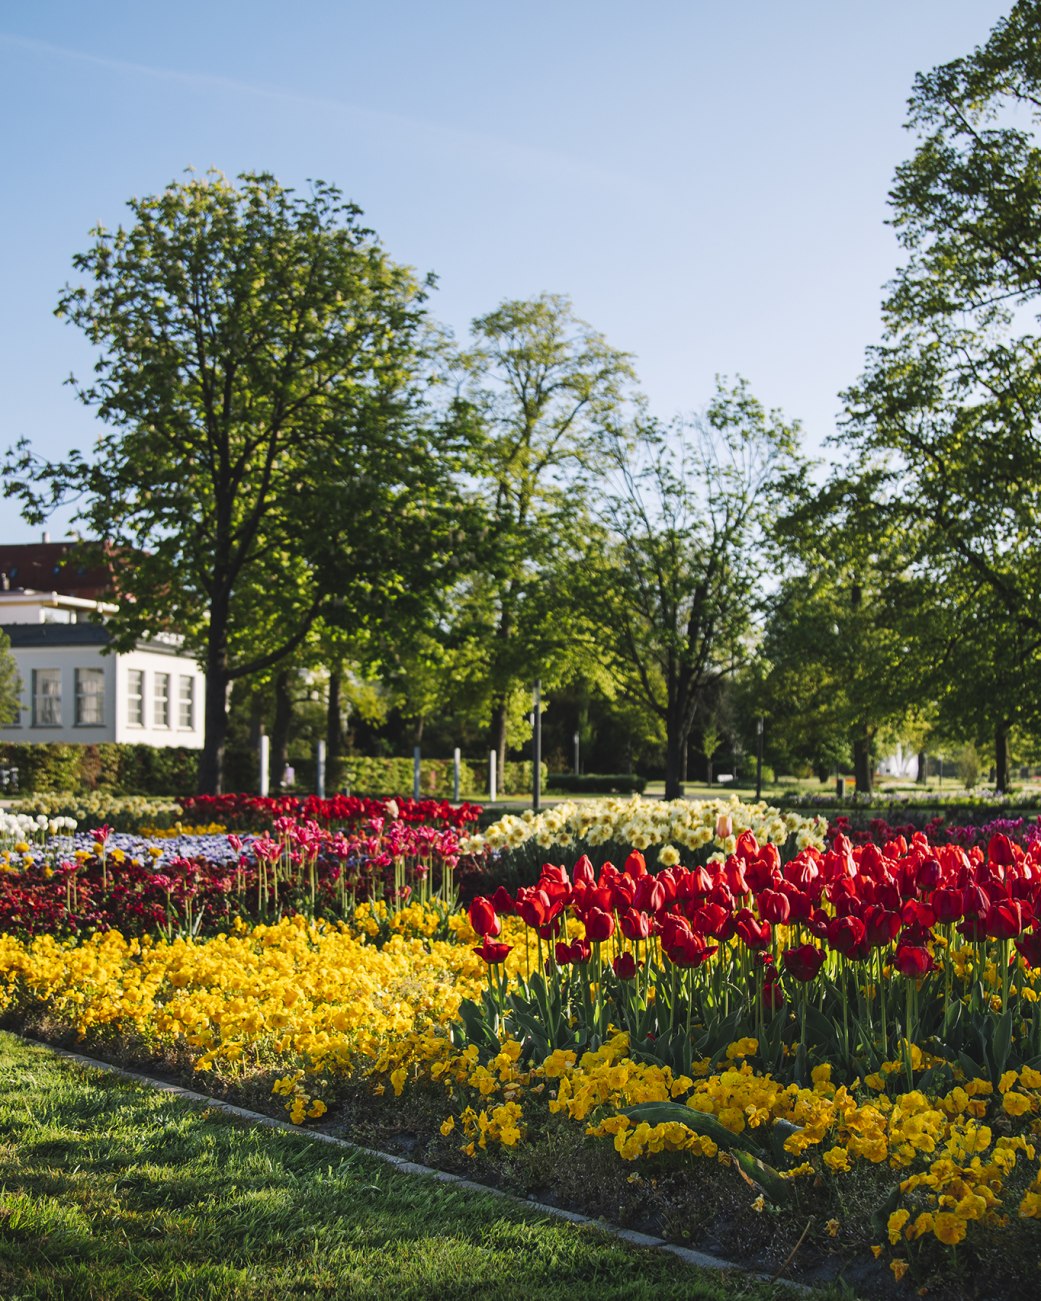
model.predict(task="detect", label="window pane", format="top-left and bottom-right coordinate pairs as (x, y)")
top-left (154, 673), bottom-right (170, 728)
top-left (75, 668), bottom-right (105, 726)
top-left (32, 669), bottom-right (62, 727)
top-left (128, 669), bottom-right (145, 727)
top-left (178, 675), bottom-right (194, 729)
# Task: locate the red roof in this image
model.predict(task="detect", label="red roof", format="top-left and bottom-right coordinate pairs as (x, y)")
top-left (0, 542), bottom-right (116, 602)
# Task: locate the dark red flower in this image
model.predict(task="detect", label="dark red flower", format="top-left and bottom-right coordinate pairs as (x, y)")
top-left (782, 944), bottom-right (825, 982)
top-left (583, 906), bottom-right (615, 942)
top-left (929, 887), bottom-right (963, 924)
top-left (735, 909), bottom-right (771, 950)
top-left (573, 854), bottom-right (596, 886)
top-left (1015, 928), bottom-right (1041, 968)
top-left (620, 908), bottom-right (652, 941)
top-left (826, 915), bottom-right (868, 960)
top-left (468, 896), bottom-right (501, 938)
top-left (985, 899), bottom-right (1027, 941)
top-left (555, 938), bottom-right (591, 965)
top-left (757, 888), bottom-right (790, 925)
top-left (473, 938), bottom-right (512, 964)
top-left (893, 943), bottom-right (933, 978)
top-left (624, 850), bottom-right (648, 878)
top-left (612, 952), bottom-right (639, 980)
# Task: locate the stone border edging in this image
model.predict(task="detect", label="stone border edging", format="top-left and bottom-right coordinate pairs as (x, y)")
top-left (21, 1034), bottom-right (811, 1295)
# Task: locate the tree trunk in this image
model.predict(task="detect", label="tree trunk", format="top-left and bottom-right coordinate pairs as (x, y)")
top-left (198, 633), bottom-right (230, 794)
top-left (916, 749), bottom-right (928, 785)
top-left (853, 733), bottom-right (874, 794)
top-left (995, 722), bottom-right (1011, 793)
top-left (272, 669), bottom-right (292, 786)
top-left (664, 718), bottom-right (686, 801)
top-left (492, 697), bottom-right (509, 785)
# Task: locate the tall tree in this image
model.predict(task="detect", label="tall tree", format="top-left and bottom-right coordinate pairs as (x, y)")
top-left (457, 294), bottom-right (636, 773)
top-left (840, 1), bottom-right (1041, 786)
top-left (0, 631), bottom-right (21, 729)
top-left (580, 380), bottom-right (803, 800)
top-left (4, 171), bottom-right (449, 793)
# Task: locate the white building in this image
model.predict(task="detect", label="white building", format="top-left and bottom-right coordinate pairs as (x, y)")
top-left (0, 590), bottom-right (204, 749)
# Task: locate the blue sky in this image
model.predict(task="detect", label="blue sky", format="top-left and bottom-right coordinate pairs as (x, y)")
top-left (0, 1), bottom-right (1012, 543)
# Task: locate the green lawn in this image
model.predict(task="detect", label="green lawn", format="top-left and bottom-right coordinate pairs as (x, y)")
top-left (0, 1032), bottom-right (818, 1301)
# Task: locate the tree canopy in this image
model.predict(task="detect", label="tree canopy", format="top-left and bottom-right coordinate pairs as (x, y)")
top-left (4, 171), bottom-right (458, 792)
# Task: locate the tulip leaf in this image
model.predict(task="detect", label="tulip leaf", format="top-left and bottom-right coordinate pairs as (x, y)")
top-left (992, 1011), bottom-right (1013, 1081)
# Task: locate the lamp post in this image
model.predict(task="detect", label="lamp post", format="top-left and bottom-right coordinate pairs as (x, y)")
top-left (533, 679), bottom-right (542, 812)
top-left (755, 717), bottom-right (764, 801)
top-left (573, 730), bottom-right (580, 776)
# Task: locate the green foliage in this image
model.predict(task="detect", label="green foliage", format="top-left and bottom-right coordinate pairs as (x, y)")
top-left (545, 773), bottom-right (647, 795)
top-left (0, 743), bottom-right (199, 796)
top-left (577, 379), bottom-right (805, 799)
top-left (838, 2), bottom-right (1041, 785)
top-left (0, 630), bottom-right (20, 729)
top-left (4, 170), bottom-right (456, 794)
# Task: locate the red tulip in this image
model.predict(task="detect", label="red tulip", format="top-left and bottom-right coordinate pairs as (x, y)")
top-left (735, 909), bottom-right (771, 950)
top-left (826, 915), bottom-right (868, 960)
top-left (782, 944), bottom-right (825, 982)
top-left (1015, 928), bottom-right (1041, 968)
top-left (624, 850), bottom-right (648, 878)
top-left (468, 896), bottom-right (501, 937)
top-left (491, 884), bottom-right (516, 916)
top-left (555, 938), bottom-right (591, 965)
top-left (893, 943), bottom-right (933, 978)
top-left (473, 938), bottom-right (512, 964)
top-left (620, 907), bottom-right (652, 941)
top-left (985, 899), bottom-right (1027, 940)
top-left (757, 888), bottom-right (790, 924)
top-left (929, 887), bottom-right (963, 924)
top-left (634, 875), bottom-right (666, 913)
top-left (573, 854), bottom-right (596, 886)
top-left (612, 952), bottom-right (639, 980)
top-left (583, 906), bottom-right (615, 942)
top-left (664, 932), bottom-right (717, 968)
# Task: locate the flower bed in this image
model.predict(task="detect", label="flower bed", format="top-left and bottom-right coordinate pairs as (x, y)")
top-left (4, 805), bottom-right (1041, 1293)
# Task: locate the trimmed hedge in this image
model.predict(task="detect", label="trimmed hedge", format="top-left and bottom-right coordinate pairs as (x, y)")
top-left (0, 742), bottom-right (199, 795)
top-left (0, 743), bottom-right (546, 800)
top-left (546, 773), bottom-right (647, 795)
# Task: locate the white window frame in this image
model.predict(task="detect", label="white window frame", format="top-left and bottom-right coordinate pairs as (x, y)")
top-left (154, 672), bottom-right (171, 728)
top-left (127, 668), bottom-right (145, 727)
top-left (178, 674), bottom-right (195, 730)
top-left (75, 667), bottom-right (105, 727)
top-left (32, 668), bottom-right (62, 727)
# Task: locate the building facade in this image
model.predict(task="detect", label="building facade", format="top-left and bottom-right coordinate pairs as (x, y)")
top-left (0, 590), bottom-right (204, 750)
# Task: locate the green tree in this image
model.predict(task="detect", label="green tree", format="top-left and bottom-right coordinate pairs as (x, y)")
top-left (841, 1), bottom-right (1041, 788)
top-left (456, 294), bottom-right (636, 774)
top-left (4, 171), bottom-right (450, 793)
top-left (0, 630), bottom-right (21, 729)
top-left (581, 380), bottom-right (803, 800)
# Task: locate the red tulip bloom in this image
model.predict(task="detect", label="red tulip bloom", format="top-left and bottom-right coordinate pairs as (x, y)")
top-left (634, 875), bottom-right (666, 913)
top-left (735, 829), bottom-right (760, 861)
top-left (862, 904), bottom-right (902, 948)
top-left (757, 888), bottom-right (790, 925)
top-left (664, 932), bottom-right (718, 968)
top-left (583, 906), bottom-right (615, 942)
top-left (985, 899), bottom-right (1027, 941)
top-left (988, 834), bottom-right (1017, 867)
top-left (491, 884), bottom-right (516, 915)
top-left (624, 850), bottom-right (648, 878)
top-left (826, 915), bottom-right (868, 960)
top-left (929, 887), bottom-right (963, 924)
top-left (573, 854), bottom-right (596, 886)
top-left (893, 943), bottom-right (933, 978)
top-left (517, 887), bottom-right (553, 929)
top-left (473, 938), bottom-right (512, 964)
top-left (620, 908), bottom-right (652, 941)
top-left (735, 909), bottom-right (771, 950)
top-left (468, 896), bottom-right (501, 938)
top-left (555, 938), bottom-right (591, 965)
top-left (1015, 928), bottom-right (1041, 968)
top-left (782, 944), bottom-right (825, 982)
top-left (539, 864), bottom-right (572, 903)
top-left (612, 952), bottom-right (639, 980)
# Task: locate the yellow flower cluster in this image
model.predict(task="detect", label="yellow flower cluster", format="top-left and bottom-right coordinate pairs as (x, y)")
top-left (138, 822), bottom-right (228, 839)
top-left (459, 796), bottom-right (826, 858)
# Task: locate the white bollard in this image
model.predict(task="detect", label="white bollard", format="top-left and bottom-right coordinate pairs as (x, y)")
top-left (316, 740), bottom-right (327, 798)
top-left (489, 749), bottom-right (497, 803)
top-left (259, 734), bottom-right (270, 798)
top-left (453, 747), bottom-right (461, 803)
